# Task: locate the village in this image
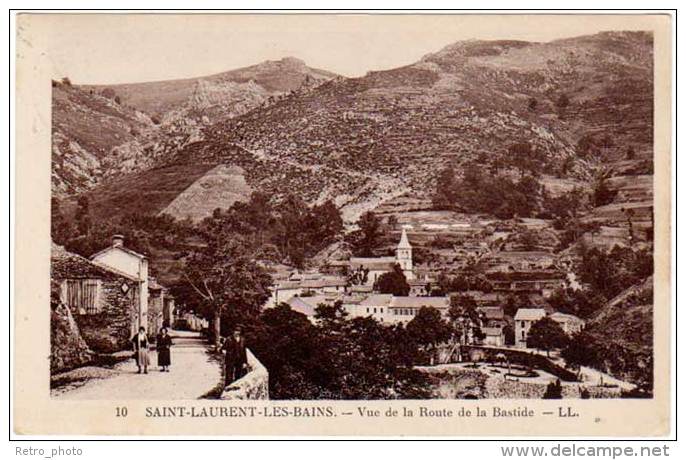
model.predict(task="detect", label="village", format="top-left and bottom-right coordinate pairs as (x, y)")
top-left (50, 205), bottom-right (640, 401)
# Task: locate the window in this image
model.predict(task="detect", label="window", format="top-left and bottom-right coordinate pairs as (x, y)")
top-left (521, 321), bottom-right (525, 328)
top-left (61, 279), bottom-right (102, 315)
top-left (380, 308), bottom-right (384, 314)
top-left (373, 308), bottom-right (377, 314)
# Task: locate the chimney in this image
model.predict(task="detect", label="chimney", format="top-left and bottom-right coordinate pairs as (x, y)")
top-left (112, 234), bottom-right (124, 247)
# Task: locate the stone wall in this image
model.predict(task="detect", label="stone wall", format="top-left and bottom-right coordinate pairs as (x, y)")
top-left (221, 349), bottom-right (269, 400)
top-left (74, 281), bottom-right (139, 353)
top-left (147, 292), bottom-right (164, 339)
top-left (50, 289), bottom-right (92, 373)
top-left (52, 243), bottom-right (138, 354)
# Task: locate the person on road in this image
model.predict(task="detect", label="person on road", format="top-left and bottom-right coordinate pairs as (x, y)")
top-left (131, 326), bottom-right (150, 374)
top-left (222, 327), bottom-right (247, 387)
top-left (156, 327), bottom-right (173, 372)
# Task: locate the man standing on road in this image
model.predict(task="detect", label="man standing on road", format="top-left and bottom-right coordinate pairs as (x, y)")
top-left (222, 327), bottom-right (248, 387)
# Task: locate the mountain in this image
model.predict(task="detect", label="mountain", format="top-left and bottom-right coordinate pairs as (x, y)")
top-left (82, 57), bottom-right (337, 119)
top-left (52, 58), bottom-right (338, 198)
top-left (161, 31), bottom-right (653, 221)
top-left (59, 32), bottom-right (654, 225)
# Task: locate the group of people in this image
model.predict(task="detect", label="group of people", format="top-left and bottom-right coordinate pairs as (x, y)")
top-left (129, 325), bottom-right (248, 388)
top-left (130, 326), bottom-right (173, 374)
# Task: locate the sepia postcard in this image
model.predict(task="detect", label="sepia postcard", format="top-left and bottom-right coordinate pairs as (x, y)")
top-left (13, 12), bottom-right (672, 436)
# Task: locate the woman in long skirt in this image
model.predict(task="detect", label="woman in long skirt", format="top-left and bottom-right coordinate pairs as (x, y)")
top-left (131, 326), bottom-right (150, 374)
top-left (156, 327), bottom-right (173, 372)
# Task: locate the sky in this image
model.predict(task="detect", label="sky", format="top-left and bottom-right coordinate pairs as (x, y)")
top-left (20, 13), bottom-right (662, 84)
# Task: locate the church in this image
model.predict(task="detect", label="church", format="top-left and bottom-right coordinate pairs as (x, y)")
top-left (348, 227), bottom-right (415, 286)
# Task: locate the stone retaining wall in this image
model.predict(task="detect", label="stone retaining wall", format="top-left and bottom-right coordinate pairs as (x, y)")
top-left (220, 349), bottom-right (269, 400)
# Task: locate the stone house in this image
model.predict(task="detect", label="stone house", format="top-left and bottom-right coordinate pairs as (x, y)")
top-left (477, 306), bottom-right (507, 328)
top-left (481, 326), bottom-right (505, 347)
top-left (90, 235), bottom-right (150, 334)
top-left (51, 242), bottom-right (141, 353)
top-left (265, 273), bottom-right (347, 308)
top-left (514, 308), bottom-right (546, 348)
top-left (549, 312), bottom-right (586, 335)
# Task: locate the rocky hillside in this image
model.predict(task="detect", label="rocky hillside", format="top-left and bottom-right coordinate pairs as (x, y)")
top-left (53, 58), bottom-right (337, 198)
top-left (52, 81), bottom-right (156, 196)
top-left (161, 31), bottom-right (654, 222)
top-left (59, 32), bottom-right (654, 225)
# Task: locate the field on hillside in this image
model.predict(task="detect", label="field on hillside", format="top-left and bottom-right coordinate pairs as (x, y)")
top-left (65, 163), bottom-right (219, 220)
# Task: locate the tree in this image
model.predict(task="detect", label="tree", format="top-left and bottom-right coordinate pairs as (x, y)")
top-left (346, 265), bottom-right (369, 287)
top-left (504, 293), bottom-right (529, 318)
top-left (593, 176), bottom-right (617, 207)
top-left (75, 195), bottom-right (92, 235)
top-left (503, 324), bottom-right (515, 346)
top-left (561, 332), bottom-right (599, 373)
top-left (448, 295), bottom-right (481, 344)
top-left (527, 317), bottom-right (569, 357)
top-left (578, 246), bottom-right (653, 300)
top-left (245, 304), bottom-right (325, 399)
top-left (309, 200), bottom-right (343, 246)
top-left (432, 166), bottom-right (458, 210)
top-left (542, 378), bottom-right (563, 399)
top-left (528, 97), bottom-right (538, 112)
top-left (448, 295), bottom-right (479, 324)
top-left (61, 77), bottom-right (72, 86)
top-left (247, 304), bottom-right (431, 399)
top-left (518, 228), bottom-right (540, 251)
top-left (374, 264), bottom-right (410, 296)
top-left (183, 235), bottom-right (272, 347)
top-left (51, 197), bottom-right (74, 244)
top-left (547, 288), bottom-right (606, 319)
top-left (353, 211), bottom-right (383, 257)
top-left (556, 93), bottom-right (570, 114)
top-left (406, 307), bottom-right (452, 350)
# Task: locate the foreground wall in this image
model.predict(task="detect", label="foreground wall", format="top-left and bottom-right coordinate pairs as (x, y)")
top-left (221, 349), bottom-right (269, 400)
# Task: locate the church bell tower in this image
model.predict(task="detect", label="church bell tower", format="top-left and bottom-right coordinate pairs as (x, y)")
top-left (395, 227), bottom-right (414, 280)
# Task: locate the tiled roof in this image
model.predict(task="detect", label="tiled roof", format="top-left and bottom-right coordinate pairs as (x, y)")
top-left (514, 308), bottom-right (546, 321)
top-left (359, 295), bottom-right (450, 309)
top-left (549, 312), bottom-right (585, 324)
top-left (349, 257), bottom-right (396, 271)
top-left (482, 327), bottom-right (504, 336)
top-left (90, 244), bottom-right (147, 261)
top-left (286, 296), bottom-right (336, 317)
top-left (359, 294), bottom-right (394, 307)
top-left (51, 242), bottom-right (138, 282)
top-left (478, 307), bottom-right (505, 319)
top-left (391, 296), bottom-right (450, 309)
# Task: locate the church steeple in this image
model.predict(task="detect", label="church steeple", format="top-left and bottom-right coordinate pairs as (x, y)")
top-left (395, 227), bottom-right (414, 280)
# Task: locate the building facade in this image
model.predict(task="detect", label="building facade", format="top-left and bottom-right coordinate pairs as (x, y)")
top-left (514, 308), bottom-right (546, 348)
top-left (90, 235), bottom-right (150, 333)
